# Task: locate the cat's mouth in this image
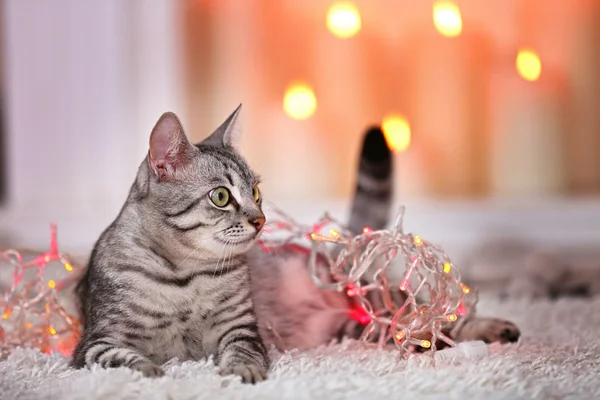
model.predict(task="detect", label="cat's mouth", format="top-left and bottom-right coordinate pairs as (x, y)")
top-left (214, 233), bottom-right (260, 246)
top-left (229, 236), bottom-right (257, 245)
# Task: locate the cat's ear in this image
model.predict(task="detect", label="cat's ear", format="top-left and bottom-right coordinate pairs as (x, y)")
top-left (148, 112), bottom-right (195, 180)
top-left (201, 104), bottom-right (242, 149)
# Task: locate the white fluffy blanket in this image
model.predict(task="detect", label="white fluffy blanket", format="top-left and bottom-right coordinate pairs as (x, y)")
top-left (1, 296), bottom-right (599, 400)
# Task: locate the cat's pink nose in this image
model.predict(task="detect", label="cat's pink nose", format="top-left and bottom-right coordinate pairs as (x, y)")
top-left (249, 216), bottom-right (265, 231)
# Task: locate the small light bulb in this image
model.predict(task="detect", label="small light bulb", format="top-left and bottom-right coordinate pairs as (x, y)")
top-left (447, 314), bottom-right (457, 322)
top-left (414, 235), bottom-right (423, 245)
top-left (2, 309), bottom-right (12, 320)
top-left (395, 331), bottom-right (406, 341)
top-left (25, 322), bottom-right (33, 329)
top-left (310, 233), bottom-right (318, 239)
top-left (346, 284), bottom-right (358, 297)
top-left (421, 340), bottom-right (432, 349)
top-left (329, 229), bottom-right (339, 238)
top-left (48, 280), bottom-right (56, 289)
top-left (44, 255), bottom-right (51, 262)
top-left (65, 263), bottom-right (73, 272)
top-left (362, 226), bottom-right (372, 234)
top-left (48, 326), bottom-right (57, 335)
top-left (461, 284), bottom-right (471, 294)
top-left (443, 262), bottom-right (452, 273)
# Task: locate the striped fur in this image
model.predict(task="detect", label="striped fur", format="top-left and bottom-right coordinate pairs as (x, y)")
top-left (72, 105), bottom-right (269, 383)
top-left (347, 126), bottom-right (393, 234)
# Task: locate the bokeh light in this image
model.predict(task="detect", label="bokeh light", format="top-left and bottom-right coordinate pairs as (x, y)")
top-left (326, 2), bottom-right (361, 39)
top-left (516, 49), bottom-right (542, 82)
top-left (433, 1), bottom-right (462, 38)
top-left (283, 83), bottom-right (317, 120)
top-left (381, 114), bottom-right (411, 153)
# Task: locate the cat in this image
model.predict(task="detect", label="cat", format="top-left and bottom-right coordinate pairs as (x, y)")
top-left (72, 105), bottom-right (520, 384)
top-left (71, 105), bottom-right (269, 383)
top-left (249, 126), bottom-right (521, 351)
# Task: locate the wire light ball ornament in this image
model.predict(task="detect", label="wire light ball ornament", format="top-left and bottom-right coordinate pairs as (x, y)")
top-left (0, 224), bottom-right (82, 358)
top-left (261, 205), bottom-right (478, 358)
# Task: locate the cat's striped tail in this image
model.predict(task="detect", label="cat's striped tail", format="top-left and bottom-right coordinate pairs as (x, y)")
top-left (347, 126), bottom-right (393, 234)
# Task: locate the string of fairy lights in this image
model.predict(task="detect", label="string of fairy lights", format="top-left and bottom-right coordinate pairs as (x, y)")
top-left (259, 204), bottom-right (477, 357)
top-left (0, 225), bottom-right (82, 358)
top-left (283, 1), bottom-right (543, 153)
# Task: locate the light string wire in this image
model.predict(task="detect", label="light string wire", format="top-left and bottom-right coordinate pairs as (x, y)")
top-left (0, 224), bottom-right (82, 358)
top-left (259, 204), bottom-right (478, 358)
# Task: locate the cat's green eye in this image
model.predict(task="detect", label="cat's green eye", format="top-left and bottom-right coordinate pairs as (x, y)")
top-left (210, 187), bottom-right (230, 207)
top-left (252, 185), bottom-right (261, 203)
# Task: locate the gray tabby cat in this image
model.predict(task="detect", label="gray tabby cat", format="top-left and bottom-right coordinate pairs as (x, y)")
top-left (72, 106), bottom-right (520, 383)
top-left (71, 105), bottom-right (269, 383)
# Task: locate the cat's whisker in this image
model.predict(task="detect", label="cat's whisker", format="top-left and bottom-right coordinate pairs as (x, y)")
top-left (177, 245), bottom-right (201, 268)
top-left (220, 242), bottom-right (234, 280)
top-left (212, 238), bottom-right (230, 278)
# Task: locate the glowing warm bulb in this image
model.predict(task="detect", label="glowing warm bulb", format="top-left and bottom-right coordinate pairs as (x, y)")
top-left (326, 2), bottom-right (361, 39)
top-left (65, 263), bottom-right (73, 272)
top-left (2, 309), bottom-right (12, 319)
top-left (421, 340), bottom-right (432, 349)
top-left (381, 114), bottom-right (411, 153)
top-left (516, 48), bottom-right (542, 82)
top-left (461, 283), bottom-right (471, 294)
top-left (25, 322), bottom-right (32, 329)
top-left (433, 1), bottom-right (462, 38)
top-left (329, 229), bottom-right (339, 238)
top-left (310, 233), bottom-right (318, 239)
top-left (443, 262), bottom-right (452, 273)
top-left (395, 331), bottom-right (406, 341)
top-left (362, 227), bottom-right (372, 234)
top-left (47, 280), bottom-right (56, 289)
top-left (283, 83), bottom-right (317, 120)
top-left (447, 314), bottom-right (457, 322)
top-left (413, 235), bottom-right (423, 245)
top-left (48, 326), bottom-right (57, 335)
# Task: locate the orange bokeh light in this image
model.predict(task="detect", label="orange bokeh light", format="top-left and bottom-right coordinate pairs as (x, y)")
top-left (283, 83), bottom-right (317, 120)
top-left (326, 2), bottom-right (361, 38)
top-left (516, 49), bottom-right (542, 82)
top-left (381, 114), bottom-right (411, 153)
top-left (433, 1), bottom-right (462, 38)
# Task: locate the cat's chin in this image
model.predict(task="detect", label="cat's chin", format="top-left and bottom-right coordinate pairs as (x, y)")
top-left (208, 235), bottom-right (259, 256)
top-left (230, 237), bottom-right (259, 253)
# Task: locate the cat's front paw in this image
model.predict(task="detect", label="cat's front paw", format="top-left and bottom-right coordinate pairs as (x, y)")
top-left (133, 361), bottom-right (165, 378)
top-left (219, 363), bottom-right (267, 384)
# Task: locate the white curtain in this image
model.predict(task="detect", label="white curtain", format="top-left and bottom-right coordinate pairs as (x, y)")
top-left (0, 0), bottom-right (183, 250)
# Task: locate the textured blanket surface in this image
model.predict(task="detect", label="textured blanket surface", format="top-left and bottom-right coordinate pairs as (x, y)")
top-left (1, 295), bottom-right (599, 400)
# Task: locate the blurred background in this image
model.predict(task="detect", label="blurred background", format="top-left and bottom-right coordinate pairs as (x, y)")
top-left (0, 0), bottom-right (599, 266)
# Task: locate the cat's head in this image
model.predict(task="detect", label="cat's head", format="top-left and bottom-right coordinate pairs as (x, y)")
top-left (136, 105), bottom-right (264, 258)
